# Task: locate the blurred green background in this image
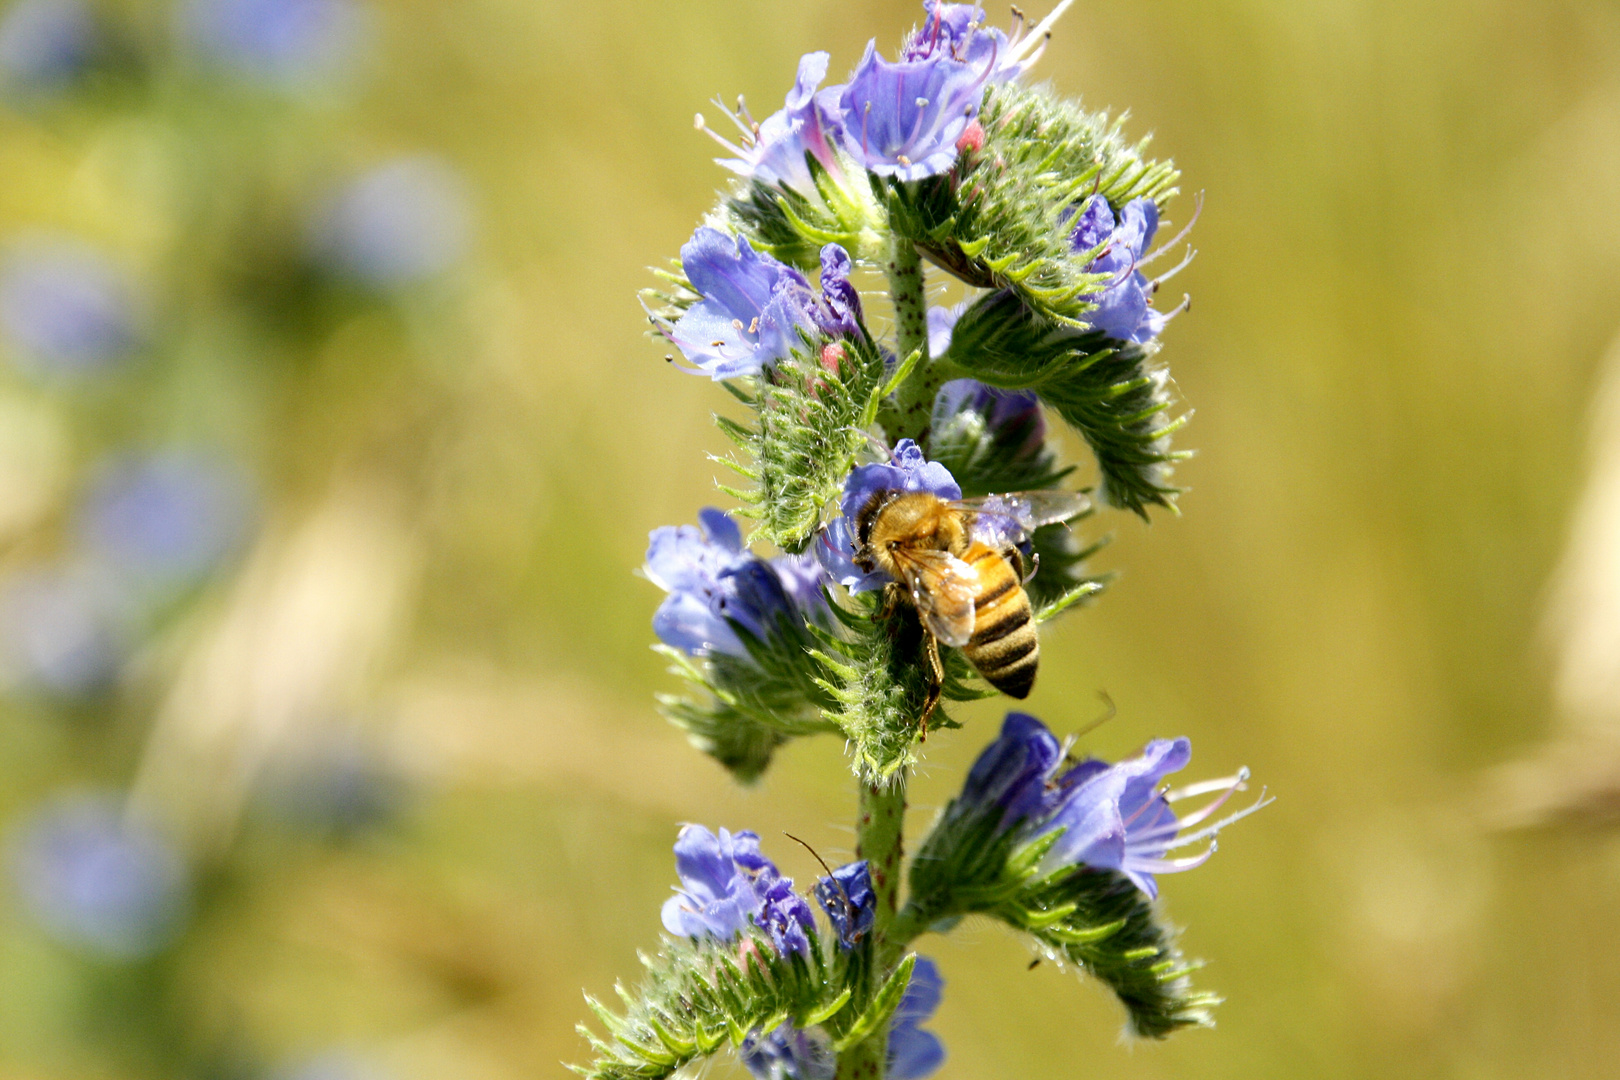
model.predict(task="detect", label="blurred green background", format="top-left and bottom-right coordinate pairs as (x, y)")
top-left (1, 0), bottom-right (1619, 1078)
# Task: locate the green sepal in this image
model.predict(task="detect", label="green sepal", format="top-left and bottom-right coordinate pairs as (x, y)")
top-left (723, 152), bottom-right (889, 271)
top-left (942, 287), bottom-right (1188, 518)
top-left (718, 332), bottom-right (894, 553)
top-left (651, 599), bottom-right (842, 782)
top-left (902, 801), bottom-right (1219, 1039)
top-left (893, 81), bottom-right (1179, 329)
top-left (804, 987), bottom-right (853, 1027)
top-left (807, 593), bottom-right (947, 784)
top-left (1035, 581), bottom-right (1106, 623)
top-left (832, 953), bottom-right (917, 1052)
top-left (574, 932), bottom-right (846, 1080)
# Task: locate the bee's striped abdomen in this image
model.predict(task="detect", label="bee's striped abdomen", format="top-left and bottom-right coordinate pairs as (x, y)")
top-left (961, 543), bottom-right (1038, 699)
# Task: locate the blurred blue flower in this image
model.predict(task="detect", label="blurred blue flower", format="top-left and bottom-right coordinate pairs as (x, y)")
top-left (709, 51), bottom-right (846, 196)
top-left (813, 859), bottom-right (874, 949)
top-left (10, 793), bottom-right (188, 959)
top-left (0, 239), bottom-right (137, 373)
top-left (664, 229), bottom-right (858, 380)
top-left (1068, 194), bottom-right (1174, 344)
top-left (259, 731), bottom-right (406, 834)
top-left (953, 712), bottom-right (1266, 898)
top-left (0, 0), bottom-right (93, 92)
top-left (178, 0), bottom-right (365, 86)
top-left (645, 507), bottom-right (828, 658)
top-left (0, 564), bottom-right (130, 695)
top-left (77, 451), bottom-right (252, 584)
top-left (836, 38), bottom-right (987, 181)
top-left (660, 824), bottom-right (815, 956)
top-left (888, 956), bottom-right (945, 1079)
top-left (741, 1023), bottom-right (836, 1080)
top-left (312, 155), bottom-right (472, 286)
top-left (816, 439), bottom-right (960, 592)
top-left (924, 301), bottom-right (962, 360)
top-left (272, 1050), bottom-right (394, 1080)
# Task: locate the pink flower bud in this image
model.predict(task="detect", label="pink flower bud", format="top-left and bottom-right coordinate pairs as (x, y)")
top-left (819, 341), bottom-right (846, 376)
top-left (955, 120), bottom-right (985, 156)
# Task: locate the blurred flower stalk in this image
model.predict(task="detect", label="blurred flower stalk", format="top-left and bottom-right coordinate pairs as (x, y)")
top-left (583, 4), bottom-right (1267, 1078)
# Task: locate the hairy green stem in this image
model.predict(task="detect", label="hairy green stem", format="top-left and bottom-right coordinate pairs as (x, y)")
top-left (883, 239), bottom-right (943, 443)
top-left (836, 776), bottom-right (908, 1080)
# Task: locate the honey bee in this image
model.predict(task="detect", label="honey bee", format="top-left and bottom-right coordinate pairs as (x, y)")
top-left (853, 488), bottom-right (1090, 731)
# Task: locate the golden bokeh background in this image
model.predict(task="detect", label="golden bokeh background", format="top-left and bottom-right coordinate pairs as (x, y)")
top-left (2, 1), bottom-right (1619, 1078)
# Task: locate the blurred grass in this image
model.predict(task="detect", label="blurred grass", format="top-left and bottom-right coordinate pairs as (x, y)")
top-left (2, 0), bottom-right (1620, 1078)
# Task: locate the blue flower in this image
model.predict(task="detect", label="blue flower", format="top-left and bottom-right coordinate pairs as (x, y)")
top-left (912, 0), bottom-right (1080, 82)
top-left (178, 0), bottom-right (366, 86)
top-left (645, 508), bottom-right (828, 658)
top-left (957, 711), bottom-right (1063, 829)
top-left (953, 713), bottom-right (1267, 898)
top-left (836, 40), bottom-right (988, 181)
top-left (813, 860), bottom-right (874, 949)
top-left (740, 1024), bottom-right (836, 1080)
top-left (931, 377), bottom-right (1046, 460)
top-left (0, 564), bottom-right (131, 696)
top-left (660, 825), bottom-right (815, 956)
top-left (77, 451), bottom-right (253, 584)
top-left (707, 51), bottom-right (847, 196)
top-left (1068, 194), bottom-right (1176, 344)
top-left (888, 956), bottom-right (945, 1080)
top-left (815, 242), bottom-right (864, 340)
top-left (312, 156), bottom-right (473, 286)
top-left (902, 2), bottom-right (1037, 83)
top-left (665, 228), bottom-right (859, 380)
top-left (9, 792), bottom-right (189, 959)
top-left (0, 0), bottom-right (93, 92)
top-left (0, 239), bottom-right (137, 374)
top-left (816, 439), bottom-right (960, 592)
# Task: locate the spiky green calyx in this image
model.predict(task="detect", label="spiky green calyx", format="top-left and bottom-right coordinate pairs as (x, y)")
top-left (724, 154), bottom-right (889, 272)
top-left (717, 338), bottom-right (914, 554)
top-left (897, 80), bottom-right (1180, 329)
top-left (808, 594), bottom-right (993, 785)
top-left (574, 931), bottom-right (923, 1080)
top-left (938, 288), bottom-right (1190, 517)
top-left (899, 821), bottom-right (1215, 1039)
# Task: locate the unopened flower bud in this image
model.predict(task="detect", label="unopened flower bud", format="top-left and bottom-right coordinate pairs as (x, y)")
top-left (819, 341), bottom-right (846, 375)
top-left (954, 119), bottom-right (985, 155)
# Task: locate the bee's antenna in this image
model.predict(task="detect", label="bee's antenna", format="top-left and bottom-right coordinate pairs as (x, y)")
top-left (1022, 551), bottom-right (1041, 585)
top-left (784, 832), bottom-right (835, 878)
top-left (785, 832), bottom-right (854, 914)
top-left (1072, 690), bottom-right (1116, 740)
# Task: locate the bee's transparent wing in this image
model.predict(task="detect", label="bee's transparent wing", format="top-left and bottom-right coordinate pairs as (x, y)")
top-left (953, 490), bottom-right (1090, 545)
top-left (892, 547), bottom-right (979, 648)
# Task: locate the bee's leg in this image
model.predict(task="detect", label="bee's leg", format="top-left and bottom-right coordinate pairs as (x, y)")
top-left (880, 582), bottom-right (905, 621)
top-left (919, 632), bottom-right (944, 741)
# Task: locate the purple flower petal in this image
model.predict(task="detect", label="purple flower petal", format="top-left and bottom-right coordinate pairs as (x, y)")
top-left (837, 41), bottom-right (986, 181)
